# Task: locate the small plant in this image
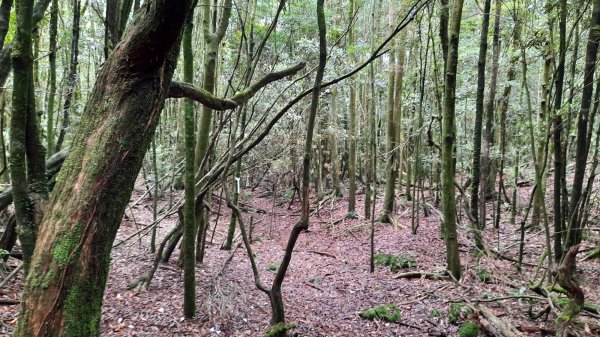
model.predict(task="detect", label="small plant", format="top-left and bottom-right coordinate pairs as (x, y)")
top-left (360, 304), bottom-right (401, 323)
top-left (458, 321), bottom-right (480, 337)
top-left (0, 248), bottom-right (8, 264)
top-left (448, 303), bottom-right (474, 324)
top-left (263, 322), bottom-right (296, 337)
top-left (476, 268), bottom-right (492, 283)
top-left (431, 308), bottom-right (441, 320)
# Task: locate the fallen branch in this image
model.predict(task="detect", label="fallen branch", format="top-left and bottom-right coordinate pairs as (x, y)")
top-left (477, 306), bottom-right (526, 337)
top-left (305, 250), bottom-right (337, 259)
top-left (0, 298), bottom-right (19, 305)
top-left (0, 263), bottom-right (23, 288)
top-left (394, 271), bottom-right (449, 281)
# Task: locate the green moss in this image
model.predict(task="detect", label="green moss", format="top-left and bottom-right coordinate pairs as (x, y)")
top-left (51, 221), bottom-right (85, 268)
top-left (360, 304), bottom-right (401, 323)
top-left (374, 253), bottom-right (416, 272)
top-left (476, 268), bottom-right (492, 283)
top-left (263, 322), bottom-right (296, 337)
top-left (459, 322), bottom-right (480, 337)
top-left (448, 303), bottom-right (474, 324)
top-left (556, 298), bottom-right (581, 324)
top-left (63, 280), bottom-right (102, 336)
top-left (266, 261), bottom-right (280, 271)
top-left (374, 253), bottom-right (393, 266)
top-left (431, 308), bottom-right (441, 319)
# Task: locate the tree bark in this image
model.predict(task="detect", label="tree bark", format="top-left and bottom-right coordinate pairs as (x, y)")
top-left (567, 0), bottom-right (600, 248)
top-left (470, 0), bottom-right (491, 249)
top-left (14, 2), bottom-right (195, 336)
top-left (441, 0), bottom-right (464, 280)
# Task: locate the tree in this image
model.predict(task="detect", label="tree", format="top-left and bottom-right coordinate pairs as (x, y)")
top-left (469, 0), bottom-right (491, 251)
top-left (15, 2), bottom-right (196, 335)
top-left (441, 0), bottom-right (463, 280)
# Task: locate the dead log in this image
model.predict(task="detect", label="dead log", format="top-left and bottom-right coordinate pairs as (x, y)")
top-left (478, 306), bottom-right (525, 337)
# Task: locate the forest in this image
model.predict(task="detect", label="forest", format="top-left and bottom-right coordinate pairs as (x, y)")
top-left (0, 0), bottom-right (600, 336)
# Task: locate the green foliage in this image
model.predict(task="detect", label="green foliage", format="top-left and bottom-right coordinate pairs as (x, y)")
top-left (458, 322), bottom-right (480, 337)
top-left (373, 253), bottom-right (416, 272)
top-left (263, 323), bottom-right (296, 337)
top-left (476, 268), bottom-right (492, 284)
top-left (431, 308), bottom-right (441, 320)
top-left (0, 248), bottom-right (8, 262)
top-left (448, 303), bottom-right (474, 324)
top-left (360, 304), bottom-right (401, 323)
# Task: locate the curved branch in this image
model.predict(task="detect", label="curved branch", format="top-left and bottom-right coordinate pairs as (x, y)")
top-left (167, 62), bottom-right (306, 110)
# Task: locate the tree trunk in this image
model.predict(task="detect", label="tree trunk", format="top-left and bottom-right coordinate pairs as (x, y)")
top-left (14, 2), bottom-right (195, 336)
top-left (567, 0), bottom-right (600, 248)
top-left (55, 0), bottom-right (82, 153)
top-left (470, 0), bottom-right (490, 249)
top-left (441, 0), bottom-right (464, 280)
top-left (182, 13), bottom-right (196, 319)
top-left (269, 0), bottom-right (326, 327)
top-left (552, 0), bottom-right (566, 262)
top-left (46, 0), bottom-right (58, 156)
top-left (346, 0), bottom-right (357, 217)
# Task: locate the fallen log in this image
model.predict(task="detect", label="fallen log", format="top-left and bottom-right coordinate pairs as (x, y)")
top-left (478, 306), bottom-right (525, 337)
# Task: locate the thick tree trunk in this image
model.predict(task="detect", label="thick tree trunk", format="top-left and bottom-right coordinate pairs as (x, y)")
top-left (14, 2), bottom-right (194, 336)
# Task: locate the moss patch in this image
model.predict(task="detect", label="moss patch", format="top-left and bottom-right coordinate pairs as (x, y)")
top-left (360, 304), bottom-right (401, 323)
top-left (448, 303), bottom-right (474, 324)
top-left (374, 253), bottom-right (416, 272)
top-left (266, 261), bottom-right (280, 272)
top-left (476, 268), bottom-right (492, 284)
top-left (263, 322), bottom-right (296, 337)
top-left (459, 321), bottom-right (480, 337)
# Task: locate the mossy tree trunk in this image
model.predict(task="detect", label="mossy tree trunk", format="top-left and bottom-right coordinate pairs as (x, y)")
top-left (10, 0), bottom-right (47, 272)
top-left (46, 0), bottom-right (58, 157)
top-left (469, 0), bottom-right (490, 249)
top-left (441, 0), bottom-right (463, 280)
top-left (193, 0), bottom-right (232, 261)
top-left (182, 13), bottom-right (196, 319)
top-left (567, 0), bottom-right (600, 248)
top-left (14, 2), bottom-right (195, 336)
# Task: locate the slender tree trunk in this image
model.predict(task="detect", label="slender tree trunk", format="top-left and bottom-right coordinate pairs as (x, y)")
top-left (346, 0), bottom-right (357, 217)
top-left (567, 0), bottom-right (600, 248)
top-left (441, 0), bottom-right (464, 279)
top-left (470, 0), bottom-right (491, 249)
top-left (329, 87), bottom-right (341, 196)
top-left (269, 0), bottom-right (326, 326)
top-left (552, 0), bottom-right (566, 262)
top-left (10, 0), bottom-right (47, 272)
top-left (55, 0), bottom-right (82, 153)
top-left (46, 0), bottom-right (58, 157)
top-left (182, 14), bottom-right (196, 319)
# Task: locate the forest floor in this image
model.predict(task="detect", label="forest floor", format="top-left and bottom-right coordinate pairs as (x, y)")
top-left (1, 181), bottom-right (600, 336)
